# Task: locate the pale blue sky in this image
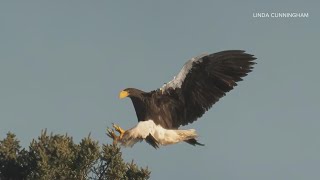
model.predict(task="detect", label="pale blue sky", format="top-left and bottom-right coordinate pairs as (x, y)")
top-left (1, 1), bottom-right (319, 179)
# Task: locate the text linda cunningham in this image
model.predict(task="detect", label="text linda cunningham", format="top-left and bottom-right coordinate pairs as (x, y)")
top-left (253, 12), bottom-right (309, 18)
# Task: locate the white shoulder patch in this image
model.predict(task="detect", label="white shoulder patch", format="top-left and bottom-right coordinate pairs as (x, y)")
top-left (160, 54), bottom-right (207, 92)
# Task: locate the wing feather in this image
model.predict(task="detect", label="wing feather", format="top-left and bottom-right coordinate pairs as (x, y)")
top-left (158, 50), bottom-right (256, 128)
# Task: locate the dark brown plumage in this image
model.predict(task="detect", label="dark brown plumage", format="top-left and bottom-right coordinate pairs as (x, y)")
top-left (120, 50), bottom-right (256, 146)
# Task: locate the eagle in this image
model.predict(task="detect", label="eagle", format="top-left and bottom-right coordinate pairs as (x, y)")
top-left (107, 50), bottom-right (256, 148)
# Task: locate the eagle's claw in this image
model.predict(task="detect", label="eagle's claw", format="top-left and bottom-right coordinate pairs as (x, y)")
top-left (112, 123), bottom-right (125, 138)
top-left (106, 128), bottom-right (119, 145)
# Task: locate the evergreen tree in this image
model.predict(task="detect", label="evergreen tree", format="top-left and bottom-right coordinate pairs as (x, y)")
top-left (0, 131), bottom-right (150, 180)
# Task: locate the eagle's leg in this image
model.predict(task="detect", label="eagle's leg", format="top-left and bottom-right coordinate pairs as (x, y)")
top-left (106, 128), bottom-right (119, 145)
top-left (112, 123), bottom-right (126, 139)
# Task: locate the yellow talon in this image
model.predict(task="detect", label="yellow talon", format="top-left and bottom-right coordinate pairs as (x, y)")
top-left (112, 123), bottom-right (126, 138)
top-left (106, 128), bottom-right (119, 145)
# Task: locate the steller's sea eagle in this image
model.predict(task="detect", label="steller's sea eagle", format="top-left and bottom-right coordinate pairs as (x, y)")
top-left (107, 50), bottom-right (256, 148)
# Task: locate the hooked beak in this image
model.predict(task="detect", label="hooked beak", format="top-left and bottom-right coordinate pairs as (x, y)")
top-left (119, 90), bottom-right (129, 99)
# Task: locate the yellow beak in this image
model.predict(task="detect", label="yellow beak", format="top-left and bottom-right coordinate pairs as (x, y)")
top-left (119, 90), bottom-right (129, 99)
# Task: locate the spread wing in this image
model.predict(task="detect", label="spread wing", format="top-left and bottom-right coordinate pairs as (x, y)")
top-left (158, 50), bottom-right (256, 128)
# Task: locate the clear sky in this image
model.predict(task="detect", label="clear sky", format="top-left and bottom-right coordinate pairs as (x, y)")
top-left (1, 1), bottom-right (319, 179)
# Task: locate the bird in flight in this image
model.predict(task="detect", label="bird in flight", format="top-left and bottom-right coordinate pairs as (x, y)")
top-left (107, 50), bottom-right (256, 148)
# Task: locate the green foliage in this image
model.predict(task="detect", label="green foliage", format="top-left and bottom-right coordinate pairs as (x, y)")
top-left (0, 130), bottom-right (150, 180)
